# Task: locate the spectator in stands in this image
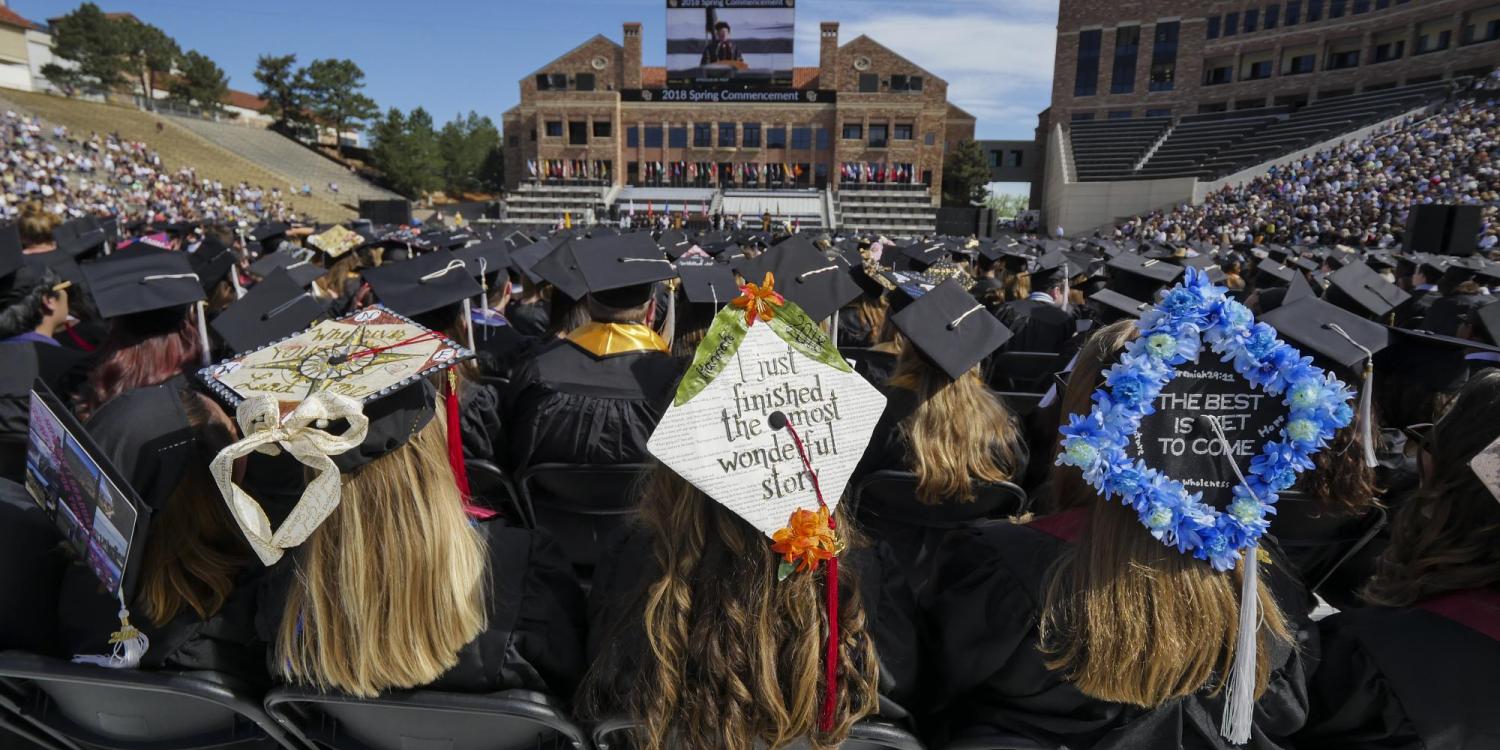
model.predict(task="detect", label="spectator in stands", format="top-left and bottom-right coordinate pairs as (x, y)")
top-left (1299, 371), bottom-right (1500, 747)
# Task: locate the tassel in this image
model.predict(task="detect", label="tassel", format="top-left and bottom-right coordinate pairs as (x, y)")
top-left (195, 301), bottom-right (211, 366)
top-left (461, 299), bottom-right (475, 352)
top-left (1221, 548), bottom-right (1260, 745)
top-left (659, 282), bottom-right (677, 344)
top-left (830, 310), bottom-right (840, 350)
top-left (1357, 363), bottom-right (1376, 468)
top-left (1061, 270), bottom-right (1071, 314)
top-left (73, 594), bottom-right (148, 669)
top-left (445, 370), bottom-right (492, 521)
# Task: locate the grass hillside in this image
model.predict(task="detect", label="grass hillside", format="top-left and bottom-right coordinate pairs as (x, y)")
top-left (0, 90), bottom-right (353, 222)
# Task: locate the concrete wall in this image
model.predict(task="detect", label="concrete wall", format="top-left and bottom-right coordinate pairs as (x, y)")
top-left (1043, 121), bottom-right (1197, 235)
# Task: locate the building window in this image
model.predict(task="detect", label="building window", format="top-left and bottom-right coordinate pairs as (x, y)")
top-left (743, 123), bottom-right (760, 148)
top-left (1006, 150), bottom-right (1025, 168)
top-left (1247, 60), bottom-right (1274, 79)
top-left (694, 123), bottom-right (712, 147)
top-left (1225, 12), bottom-right (1239, 35)
top-left (858, 74), bottom-right (879, 92)
top-left (1352, 0), bottom-right (1369, 12)
top-left (842, 122), bottom-right (863, 140)
top-left (1111, 26), bottom-right (1140, 94)
top-left (644, 126), bottom-right (663, 148)
top-left (1205, 65), bottom-right (1234, 85)
top-left (1145, 108), bottom-right (1173, 117)
top-left (1265, 5), bottom-right (1280, 29)
top-left (1244, 8), bottom-right (1259, 32)
top-left (989, 150), bottom-right (1003, 167)
top-left (868, 124), bottom-right (889, 148)
top-left (1416, 29), bottom-right (1452, 54)
top-left (815, 128), bottom-right (830, 150)
top-left (568, 121), bottom-right (588, 145)
top-left (1373, 40), bottom-right (1404, 62)
top-left (544, 121), bottom-right (563, 137)
top-left (1307, 0), bottom-right (1323, 22)
top-left (1075, 28), bottom-right (1103, 96)
top-left (718, 122), bottom-right (736, 147)
top-left (1329, 0), bottom-right (1345, 18)
top-left (627, 126), bottom-right (639, 147)
top-left (1286, 53), bottom-right (1317, 74)
top-left (924, 132), bottom-right (936, 146)
top-left (1207, 16), bottom-right (1221, 39)
top-left (628, 161), bottom-right (639, 182)
top-left (1071, 112), bottom-right (1095, 121)
top-left (908, 76), bottom-right (924, 91)
top-left (550, 73), bottom-right (568, 89)
top-left (1486, 19), bottom-right (1500, 43)
top-left (791, 127), bottom-right (812, 149)
top-left (1108, 110), bottom-right (1133, 120)
top-left (1149, 21), bottom-right (1180, 91)
top-left (508, 135), bottom-right (518, 146)
top-left (1286, 0), bottom-right (1302, 24)
top-left (766, 127), bottom-right (787, 149)
top-left (592, 121), bottom-right (611, 139)
top-left (576, 73), bottom-right (596, 91)
top-left (668, 126), bottom-right (687, 148)
top-left (894, 123), bottom-right (914, 140)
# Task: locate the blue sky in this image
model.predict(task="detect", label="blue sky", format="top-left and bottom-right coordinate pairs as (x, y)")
top-left (13, 0), bottom-right (1057, 140)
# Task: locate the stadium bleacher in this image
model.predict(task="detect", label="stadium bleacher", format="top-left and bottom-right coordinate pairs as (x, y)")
top-left (834, 185), bottom-right (938, 235)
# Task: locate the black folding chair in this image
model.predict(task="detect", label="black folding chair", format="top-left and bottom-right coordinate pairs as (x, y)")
top-left (987, 352), bottom-right (1065, 393)
top-left (516, 463), bottom-right (651, 572)
top-left (465, 459), bottom-right (532, 527)
top-left (592, 716), bottom-right (923, 750)
top-left (0, 651), bottom-right (297, 750)
top-left (996, 392), bottom-right (1045, 418)
top-left (264, 687), bottom-right (588, 750)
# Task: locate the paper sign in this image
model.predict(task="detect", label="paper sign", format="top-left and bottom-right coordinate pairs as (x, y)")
top-left (648, 322), bottom-right (886, 538)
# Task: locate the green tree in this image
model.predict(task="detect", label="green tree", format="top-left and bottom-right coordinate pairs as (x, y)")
top-left (303, 58), bottom-right (379, 155)
top-left (254, 54), bottom-right (307, 129)
top-left (941, 140), bottom-right (992, 207)
top-left (985, 192), bottom-right (1030, 218)
top-left (437, 111), bottom-right (502, 195)
top-left (167, 50), bottom-right (229, 114)
top-left (42, 3), bottom-right (127, 96)
top-left (477, 145), bottom-right (506, 193)
top-left (369, 107), bottom-right (441, 198)
top-left (116, 19), bottom-right (180, 111)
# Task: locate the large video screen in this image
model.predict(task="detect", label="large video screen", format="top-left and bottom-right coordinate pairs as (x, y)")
top-left (666, 0), bottom-right (795, 88)
top-left (25, 389), bottom-right (142, 596)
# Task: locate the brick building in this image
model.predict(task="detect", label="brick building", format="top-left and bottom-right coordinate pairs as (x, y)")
top-left (1049, 0), bottom-right (1500, 127)
top-left (500, 21), bottom-right (977, 203)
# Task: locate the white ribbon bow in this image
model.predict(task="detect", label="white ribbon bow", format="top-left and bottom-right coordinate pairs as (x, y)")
top-left (210, 392), bottom-right (369, 566)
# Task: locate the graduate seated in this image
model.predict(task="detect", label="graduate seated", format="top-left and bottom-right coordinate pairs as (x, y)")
top-left (995, 251), bottom-right (1076, 355)
top-left (1299, 371), bottom-right (1500, 749)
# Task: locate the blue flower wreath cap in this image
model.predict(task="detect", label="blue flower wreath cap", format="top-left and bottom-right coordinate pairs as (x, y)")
top-left (1057, 267), bottom-right (1355, 571)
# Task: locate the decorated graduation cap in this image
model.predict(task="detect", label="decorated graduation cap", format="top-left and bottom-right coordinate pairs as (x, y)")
top-left (307, 225), bottom-right (364, 260)
top-left (210, 268), bottom-right (325, 355)
top-left (733, 238), bottom-right (861, 322)
top-left (1056, 267), bottom-right (1354, 745)
top-left (892, 279), bottom-right (1013, 380)
top-left (199, 306), bottom-right (474, 566)
top-left (648, 273), bottom-right (885, 734)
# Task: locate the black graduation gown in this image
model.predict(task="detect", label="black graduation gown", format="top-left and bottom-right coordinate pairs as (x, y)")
top-left (1423, 293), bottom-right (1492, 337)
top-left (458, 378), bottom-right (503, 464)
top-left (256, 521), bottom-right (586, 697)
top-left (506, 300), bottom-right (550, 338)
top-left (1298, 591), bottom-right (1500, 749)
top-left (501, 338), bottom-right (681, 471)
top-left (996, 300), bottom-right (1074, 354)
top-left (921, 510), bottom-right (1318, 749)
top-left (585, 523), bottom-right (923, 715)
top-left (1396, 288), bottom-right (1439, 329)
top-left (472, 319), bottom-right (536, 381)
top-left (0, 340), bottom-right (92, 481)
top-left (0, 477), bottom-right (68, 654)
top-left (851, 348), bottom-right (899, 389)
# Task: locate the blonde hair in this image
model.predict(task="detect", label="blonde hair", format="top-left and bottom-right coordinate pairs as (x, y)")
top-left (887, 337), bottom-right (1024, 504)
top-left (314, 254), bottom-right (361, 301)
top-left (275, 417), bottom-right (489, 697)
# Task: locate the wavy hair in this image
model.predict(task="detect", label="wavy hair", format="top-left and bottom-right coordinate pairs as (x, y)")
top-left (77, 308), bottom-right (204, 421)
top-left (578, 467), bottom-right (881, 750)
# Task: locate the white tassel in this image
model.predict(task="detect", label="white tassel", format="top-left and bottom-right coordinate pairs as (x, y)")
top-left (73, 594), bottom-right (148, 669)
top-left (1061, 269), bottom-right (1071, 314)
top-left (830, 309), bottom-right (840, 350)
top-left (1221, 548), bottom-right (1260, 745)
top-left (659, 285), bottom-right (677, 345)
top-left (1358, 364), bottom-right (1376, 468)
top-left (195, 301), bottom-right (211, 366)
top-left (461, 298), bottom-right (475, 352)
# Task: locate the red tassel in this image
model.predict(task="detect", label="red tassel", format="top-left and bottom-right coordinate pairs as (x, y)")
top-left (63, 325), bottom-right (96, 353)
top-left (445, 372), bottom-right (494, 521)
top-left (779, 419), bottom-right (840, 734)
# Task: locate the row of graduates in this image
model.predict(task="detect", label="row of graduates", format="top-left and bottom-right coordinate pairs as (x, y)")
top-left (0, 217), bottom-right (1495, 750)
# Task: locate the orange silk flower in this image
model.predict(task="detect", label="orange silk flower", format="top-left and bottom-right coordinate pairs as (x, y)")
top-left (731, 272), bottom-right (784, 327)
top-left (771, 506), bottom-right (840, 574)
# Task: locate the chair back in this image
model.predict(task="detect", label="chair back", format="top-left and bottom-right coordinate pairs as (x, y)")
top-left (517, 463), bottom-right (651, 571)
top-left (593, 717), bottom-right (922, 750)
top-left (996, 392), bottom-right (1045, 418)
top-left (264, 687), bottom-right (589, 750)
top-left (0, 651), bottom-right (295, 750)
top-left (987, 352), bottom-right (1064, 393)
top-left (464, 459), bottom-right (532, 527)
top-left (1271, 491), bottom-right (1389, 596)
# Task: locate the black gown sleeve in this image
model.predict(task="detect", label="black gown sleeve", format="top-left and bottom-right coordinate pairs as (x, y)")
top-left (860, 543), bottom-right (922, 712)
top-left (507, 527), bottom-right (588, 698)
top-left (459, 379), bottom-right (503, 464)
top-left (1295, 612), bottom-right (1419, 749)
top-left (0, 479), bottom-right (65, 654)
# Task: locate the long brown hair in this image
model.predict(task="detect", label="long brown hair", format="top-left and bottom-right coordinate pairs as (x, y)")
top-left (1363, 371), bottom-right (1500, 607)
top-left (853, 294), bottom-right (887, 340)
top-left (1039, 499), bottom-right (1292, 707)
top-left (78, 309), bottom-right (205, 421)
top-left (1298, 423), bottom-right (1381, 515)
top-left (275, 416), bottom-right (489, 697)
top-left (314, 254), bottom-right (361, 300)
top-left (136, 393), bottom-right (252, 625)
top-left (578, 468), bottom-right (881, 750)
top-left (1049, 320), bottom-right (1138, 513)
top-left (887, 337), bottom-right (1024, 504)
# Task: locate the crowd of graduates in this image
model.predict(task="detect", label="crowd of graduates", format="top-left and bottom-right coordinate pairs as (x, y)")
top-left (0, 188), bottom-right (1497, 749)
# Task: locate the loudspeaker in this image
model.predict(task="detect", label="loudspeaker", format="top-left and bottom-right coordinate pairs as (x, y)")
top-left (1444, 205), bottom-right (1483, 257)
top-left (359, 199), bottom-right (412, 226)
top-left (1405, 205), bottom-right (1450, 254)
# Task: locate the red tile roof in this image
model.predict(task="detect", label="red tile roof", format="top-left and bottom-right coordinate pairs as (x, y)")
top-left (642, 67), bottom-right (666, 88)
top-left (0, 7), bottom-right (42, 31)
top-left (225, 89), bottom-right (268, 112)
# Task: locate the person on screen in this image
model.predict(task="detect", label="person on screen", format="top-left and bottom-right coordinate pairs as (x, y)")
top-left (699, 21), bottom-right (744, 66)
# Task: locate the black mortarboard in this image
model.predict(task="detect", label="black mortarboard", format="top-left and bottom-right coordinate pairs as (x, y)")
top-left (247, 251), bottom-right (326, 289)
top-left (249, 222), bottom-right (289, 245)
top-left (20, 250), bottom-right (84, 292)
top-left (1472, 300), bottom-right (1500, 347)
top-left (210, 268), bottom-right (325, 354)
top-left (1106, 254), bottom-right (1183, 302)
top-left (1089, 288), bottom-right (1151, 322)
top-left (82, 252), bottom-right (206, 319)
top-left (452, 238), bottom-right (513, 281)
top-left (575, 233), bottom-right (677, 308)
top-left (1290, 256), bottom-right (1320, 273)
top-left (188, 237), bottom-right (236, 293)
top-left (732, 238), bottom-right (861, 322)
top-left (899, 241), bottom-right (950, 271)
top-left (509, 238), bottom-right (554, 285)
top-left (0, 225), bottom-right (69, 311)
top-left (1032, 250), bottom-right (1072, 289)
top-left (677, 263), bottom-right (739, 308)
top-left (658, 230), bottom-right (694, 259)
top-left (1325, 262), bottom-right (1411, 319)
top-left (1261, 297), bottom-right (1391, 377)
top-left (531, 239), bottom-right (588, 300)
top-left (1254, 260), bottom-right (1298, 287)
top-left (363, 250), bottom-right (484, 317)
top-left (891, 279), bottom-right (1012, 380)
top-left (1380, 327), bottom-right (1497, 394)
top-left (53, 217), bottom-right (107, 258)
top-left (1180, 255), bottom-right (1228, 284)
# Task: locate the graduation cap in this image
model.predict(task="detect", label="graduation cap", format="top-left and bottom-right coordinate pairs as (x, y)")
top-left (677, 263), bottom-right (739, 308)
top-left (1324, 262), bottom-right (1411, 320)
top-left (210, 268), bottom-right (325, 354)
top-left (0, 225), bottom-right (72, 311)
top-left (247, 251), bottom-right (326, 289)
top-left (1253, 260), bottom-right (1298, 287)
top-left (1471, 299), bottom-right (1500, 347)
top-left (53, 217), bottom-right (108, 258)
top-left (1180, 255), bottom-right (1228, 284)
top-left (573, 233), bottom-right (677, 308)
top-left (452, 238), bottom-right (514, 282)
top-left (1106, 254), bottom-right (1183, 302)
top-left (82, 251), bottom-right (206, 320)
top-left (362, 250), bottom-right (485, 317)
top-left (898, 241), bottom-right (949, 271)
top-left (1262, 296), bottom-right (1391, 378)
top-left (1380, 327), bottom-right (1497, 394)
top-left (1088, 288), bottom-right (1151, 322)
top-left (249, 222), bottom-right (289, 247)
top-left (658, 230), bottom-right (694, 260)
top-left (891, 279), bottom-right (1012, 380)
top-left (1031, 250), bottom-right (1073, 290)
top-left (732, 238), bottom-right (861, 322)
top-left (198, 306), bottom-right (475, 566)
top-left (307, 225), bottom-right (364, 260)
top-left (531, 239), bottom-right (588, 301)
top-left (188, 237), bottom-right (237, 293)
top-left (509, 238), bottom-right (554, 285)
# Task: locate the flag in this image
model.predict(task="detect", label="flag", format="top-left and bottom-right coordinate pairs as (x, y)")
top-left (629, 200), bottom-right (636, 216)
top-left (564, 212), bottom-right (572, 229)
